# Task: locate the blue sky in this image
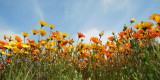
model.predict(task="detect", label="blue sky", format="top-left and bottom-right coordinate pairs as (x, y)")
top-left (0, 0), bottom-right (160, 43)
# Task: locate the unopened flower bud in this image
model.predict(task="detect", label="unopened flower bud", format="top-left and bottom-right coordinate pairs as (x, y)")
top-left (113, 37), bottom-right (116, 41)
top-left (4, 35), bottom-right (6, 40)
top-left (123, 24), bottom-right (128, 31)
top-left (123, 36), bottom-right (127, 41)
top-left (112, 32), bottom-right (115, 35)
top-left (81, 39), bottom-right (84, 42)
top-left (141, 21), bottom-right (144, 23)
top-left (38, 39), bottom-right (40, 43)
top-left (130, 18), bottom-right (137, 23)
top-left (99, 31), bottom-right (104, 37)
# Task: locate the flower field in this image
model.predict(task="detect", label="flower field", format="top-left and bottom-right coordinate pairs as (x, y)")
top-left (0, 14), bottom-right (160, 80)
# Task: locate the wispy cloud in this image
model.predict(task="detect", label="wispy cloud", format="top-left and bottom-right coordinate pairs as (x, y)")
top-left (32, 0), bottom-right (44, 20)
top-left (79, 0), bottom-right (135, 31)
top-left (68, 0), bottom-right (134, 44)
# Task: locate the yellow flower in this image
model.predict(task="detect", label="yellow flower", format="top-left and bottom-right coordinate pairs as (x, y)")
top-left (6, 54), bottom-right (12, 57)
top-left (56, 37), bottom-right (64, 43)
top-left (44, 45), bottom-right (51, 50)
top-left (31, 29), bottom-right (39, 35)
top-left (51, 41), bottom-right (56, 46)
top-left (40, 39), bottom-right (47, 45)
top-left (153, 27), bottom-right (160, 32)
top-left (95, 54), bottom-right (99, 59)
top-left (7, 36), bottom-right (14, 41)
top-left (155, 15), bottom-right (160, 23)
top-left (13, 47), bottom-right (19, 54)
top-left (90, 43), bottom-right (96, 49)
top-left (140, 22), bottom-right (154, 31)
top-left (38, 20), bottom-right (48, 27)
top-left (70, 45), bottom-right (75, 48)
top-left (52, 48), bottom-right (57, 52)
top-left (19, 50), bottom-right (24, 54)
top-left (1, 51), bottom-right (6, 55)
top-left (134, 23), bottom-right (142, 29)
top-left (22, 32), bottom-right (30, 37)
top-left (49, 24), bottom-right (55, 29)
top-left (49, 36), bottom-right (55, 40)
top-left (4, 45), bottom-right (12, 49)
top-left (8, 42), bottom-right (17, 47)
top-left (39, 29), bottom-right (47, 37)
top-left (130, 18), bottom-right (137, 23)
top-left (21, 44), bottom-right (30, 48)
top-left (47, 42), bottom-right (51, 45)
top-left (69, 38), bottom-right (74, 44)
top-left (149, 14), bottom-right (159, 20)
top-left (24, 51), bottom-right (29, 54)
top-left (60, 32), bottom-right (69, 38)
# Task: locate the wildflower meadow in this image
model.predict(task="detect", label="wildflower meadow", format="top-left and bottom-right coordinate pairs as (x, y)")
top-left (0, 14), bottom-right (160, 80)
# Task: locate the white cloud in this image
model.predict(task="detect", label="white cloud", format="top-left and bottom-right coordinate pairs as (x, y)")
top-left (72, 28), bottom-right (117, 45)
top-left (0, 17), bottom-right (24, 41)
top-left (0, 30), bottom-right (23, 41)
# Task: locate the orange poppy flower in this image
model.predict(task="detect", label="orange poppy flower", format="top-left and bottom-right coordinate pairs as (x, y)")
top-left (132, 33), bottom-right (141, 39)
top-left (6, 60), bottom-right (12, 63)
top-left (105, 53), bottom-right (111, 57)
top-left (15, 35), bottom-right (22, 42)
top-left (27, 39), bottom-right (35, 43)
top-left (17, 43), bottom-right (23, 49)
top-left (90, 37), bottom-right (98, 43)
top-left (118, 32), bottom-right (124, 37)
top-left (150, 33), bottom-right (156, 38)
top-left (108, 36), bottom-right (114, 41)
top-left (61, 40), bottom-right (69, 45)
top-left (0, 47), bottom-right (4, 49)
top-left (77, 32), bottom-right (85, 38)
top-left (139, 53), bottom-right (144, 57)
top-left (52, 32), bottom-right (60, 37)
top-left (157, 23), bottom-right (160, 28)
top-left (137, 29), bottom-right (143, 34)
top-left (83, 53), bottom-right (89, 58)
top-left (0, 64), bottom-right (4, 66)
top-left (63, 51), bottom-right (68, 56)
top-left (32, 52), bottom-right (37, 56)
top-left (126, 43), bottom-right (131, 48)
top-left (0, 40), bottom-right (7, 45)
top-left (84, 60), bottom-right (88, 63)
top-left (33, 57), bottom-right (39, 60)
